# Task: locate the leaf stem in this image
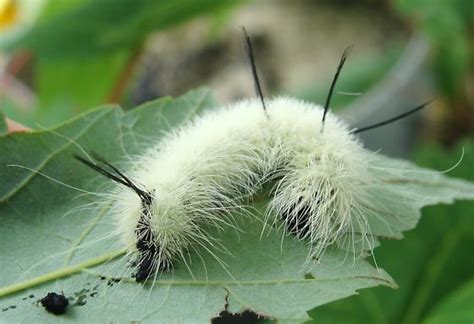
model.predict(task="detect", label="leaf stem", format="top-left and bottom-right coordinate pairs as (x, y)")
top-left (0, 249), bottom-right (126, 298)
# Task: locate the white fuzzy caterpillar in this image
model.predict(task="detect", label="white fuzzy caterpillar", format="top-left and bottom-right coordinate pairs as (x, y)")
top-left (94, 96), bottom-right (377, 281)
top-left (73, 34), bottom-right (432, 282)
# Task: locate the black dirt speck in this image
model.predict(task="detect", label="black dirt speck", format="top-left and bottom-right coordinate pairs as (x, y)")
top-left (40, 292), bottom-right (69, 315)
top-left (2, 305), bottom-right (17, 312)
top-left (74, 295), bottom-right (87, 307)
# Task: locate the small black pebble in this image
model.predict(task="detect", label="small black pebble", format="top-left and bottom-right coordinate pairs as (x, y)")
top-left (40, 292), bottom-right (69, 315)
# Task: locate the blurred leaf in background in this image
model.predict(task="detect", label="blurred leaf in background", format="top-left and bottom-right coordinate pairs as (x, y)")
top-left (394, 0), bottom-right (474, 145)
top-left (423, 278), bottom-right (474, 324)
top-left (308, 140), bottom-right (474, 324)
top-left (395, 0), bottom-right (473, 99)
top-left (293, 48), bottom-right (401, 111)
top-left (13, 0), bottom-right (234, 59)
top-left (1, 0), bottom-right (238, 127)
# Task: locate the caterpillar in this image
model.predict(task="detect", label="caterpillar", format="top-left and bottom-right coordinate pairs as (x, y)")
top-left (75, 29), bottom-right (430, 282)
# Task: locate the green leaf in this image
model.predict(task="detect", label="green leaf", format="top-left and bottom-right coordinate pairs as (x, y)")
top-left (8, 0), bottom-right (239, 125)
top-left (394, 0), bottom-right (471, 98)
top-left (1, 89), bottom-right (473, 322)
top-left (423, 278), bottom-right (474, 324)
top-left (308, 141), bottom-right (474, 323)
top-left (10, 0), bottom-right (237, 59)
top-left (0, 98), bottom-right (36, 129)
top-left (34, 51), bottom-right (130, 126)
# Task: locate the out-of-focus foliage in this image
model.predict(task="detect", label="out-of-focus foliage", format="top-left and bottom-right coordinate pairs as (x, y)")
top-left (8, 0), bottom-right (235, 59)
top-left (34, 51), bottom-right (130, 126)
top-left (308, 140), bottom-right (474, 324)
top-left (3, 0), bottom-right (237, 127)
top-left (424, 278), bottom-right (474, 324)
top-left (294, 48), bottom-right (401, 110)
top-left (394, 0), bottom-right (474, 99)
top-left (0, 0), bottom-right (45, 47)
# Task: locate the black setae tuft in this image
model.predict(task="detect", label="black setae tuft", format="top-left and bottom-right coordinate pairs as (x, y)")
top-left (281, 197), bottom-right (311, 238)
top-left (133, 200), bottom-right (171, 282)
top-left (280, 191), bottom-right (331, 238)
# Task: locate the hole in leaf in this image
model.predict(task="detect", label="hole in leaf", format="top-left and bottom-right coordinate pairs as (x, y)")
top-left (212, 309), bottom-right (271, 323)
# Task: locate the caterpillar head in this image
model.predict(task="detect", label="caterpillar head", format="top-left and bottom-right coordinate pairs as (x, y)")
top-left (74, 153), bottom-right (180, 282)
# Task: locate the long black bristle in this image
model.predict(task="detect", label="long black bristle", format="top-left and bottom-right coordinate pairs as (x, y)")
top-left (353, 100), bottom-right (432, 134)
top-left (89, 152), bottom-right (136, 187)
top-left (89, 152), bottom-right (152, 204)
top-left (322, 46), bottom-right (352, 130)
top-left (242, 26), bottom-right (268, 117)
top-left (74, 153), bottom-right (152, 205)
top-left (74, 155), bottom-right (127, 186)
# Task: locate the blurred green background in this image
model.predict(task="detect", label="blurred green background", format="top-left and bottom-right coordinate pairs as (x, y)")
top-left (1, 0), bottom-right (473, 323)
